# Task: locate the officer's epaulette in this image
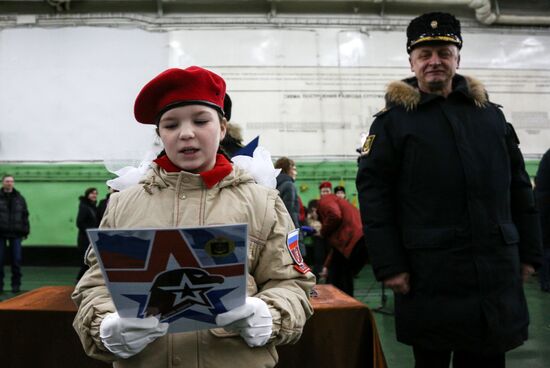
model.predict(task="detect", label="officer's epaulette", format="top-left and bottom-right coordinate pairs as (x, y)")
top-left (490, 102), bottom-right (503, 109)
top-left (373, 105), bottom-right (393, 118)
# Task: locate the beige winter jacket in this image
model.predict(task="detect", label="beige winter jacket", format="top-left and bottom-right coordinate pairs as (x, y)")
top-left (72, 164), bottom-right (315, 368)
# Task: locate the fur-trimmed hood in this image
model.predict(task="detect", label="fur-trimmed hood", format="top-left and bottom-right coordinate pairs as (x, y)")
top-left (226, 122), bottom-right (243, 142)
top-left (385, 74), bottom-right (488, 111)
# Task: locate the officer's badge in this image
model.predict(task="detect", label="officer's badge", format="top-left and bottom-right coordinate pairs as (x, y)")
top-left (361, 135), bottom-right (376, 156)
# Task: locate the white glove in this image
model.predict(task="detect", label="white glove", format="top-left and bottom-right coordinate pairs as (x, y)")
top-left (215, 297), bottom-right (273, 347)
top-left (99, 312), bottom-right (169, 359)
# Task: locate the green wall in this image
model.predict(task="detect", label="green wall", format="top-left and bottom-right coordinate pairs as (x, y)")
top-left (294, 161), bottom-right (362, 208)
top-left (0, 159), bottom-right (541, 247)
top-left (0, 164), bottom-right (113, 246)
top-left (296, 159), bottom-right (541, 209)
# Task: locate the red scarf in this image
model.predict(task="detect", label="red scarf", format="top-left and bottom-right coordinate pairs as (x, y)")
top-left (153, 154), bottom-right (233, 189)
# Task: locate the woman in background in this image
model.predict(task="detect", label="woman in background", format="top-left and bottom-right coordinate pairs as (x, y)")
top-left (75, 187), bottom-right (98, 281)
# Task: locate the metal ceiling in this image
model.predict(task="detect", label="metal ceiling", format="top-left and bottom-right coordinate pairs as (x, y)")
top-left (0, 0), bottom-right (545, 16)
top-left (0, 0), bottom-right (548, 29)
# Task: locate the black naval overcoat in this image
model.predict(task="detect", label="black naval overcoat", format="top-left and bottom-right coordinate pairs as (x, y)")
top-left (356, 74), bottom-right (542, 353)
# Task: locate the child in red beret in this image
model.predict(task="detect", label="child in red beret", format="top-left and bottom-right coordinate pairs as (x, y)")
top-left (319, 181), bottom-right (333, 196)
top-left (72, 66), bottom-right (314, 368)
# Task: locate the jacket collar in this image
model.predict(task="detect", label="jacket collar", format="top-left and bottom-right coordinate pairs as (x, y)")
top-left (2, 188), bottom-right (18, 196)
top-left (276, 173), bottom-right (294, 186)
top-left (154, 154), bottom-right (233, 189)
top-left (141, 156), bottom-right (255, 194)
top-left (385, 74), bottom-right (488, 111)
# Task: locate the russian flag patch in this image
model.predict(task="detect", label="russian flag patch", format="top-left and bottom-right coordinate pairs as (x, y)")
top-left (286, 229), bottom-right (311, 274)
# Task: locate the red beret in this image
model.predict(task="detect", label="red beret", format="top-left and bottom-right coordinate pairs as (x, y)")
top-left (319, 181), bottom-right (332, 190)
top-left (134, 66), bottom-right (226, 125)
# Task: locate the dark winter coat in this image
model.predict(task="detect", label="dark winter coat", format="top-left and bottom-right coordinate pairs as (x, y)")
top-left (356, 74), bottom-right (542, 353)
top-left (0, 189), bottom-right (30, 238)
top-left (276, 173), bottom-right (300, 228)
top-left (76, 198), bottom-right (98, 249)
top-left (535, 149), bottom-right (550, 249)
top-left (317, 194), bottom-right (363, 258)
top-left (97, 194), bottom-right (111, 224)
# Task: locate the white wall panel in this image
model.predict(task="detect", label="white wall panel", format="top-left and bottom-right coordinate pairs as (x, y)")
top-left (0, 27), bottom-right (167, 162)
top-left (1, 26), bottom-right (549, 161)
top-left (169, 28), bottom-right (550, 157)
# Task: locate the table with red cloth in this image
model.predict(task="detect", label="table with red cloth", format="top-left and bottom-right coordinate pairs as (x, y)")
top-left (0, 284), bottom-right (386, 368)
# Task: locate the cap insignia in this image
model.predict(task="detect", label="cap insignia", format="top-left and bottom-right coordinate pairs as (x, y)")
top-left (430, 20), bottom-right (438, 29)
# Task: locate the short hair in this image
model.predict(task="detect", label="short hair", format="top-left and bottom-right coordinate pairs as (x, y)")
top-left (2, 174), bottom-right (14, 181)
top-left (85, 187), bottom-right (97, 197)
top-left (274, 157), bottom-right (295, 175)
top-left (79, 187), bottom-right (98, 201)
top-left (307, 199), bottom-right (319, 212)
top-left (334, 185), bottom-right (346, 194)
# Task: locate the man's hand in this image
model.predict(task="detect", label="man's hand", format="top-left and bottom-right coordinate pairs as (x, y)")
top-left (384, 272), bottom-right (410, 294)
top-left (521, 263), bottom-right (535, 282)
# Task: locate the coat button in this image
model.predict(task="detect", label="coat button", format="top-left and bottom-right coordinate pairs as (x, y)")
top-left (173, 356), bottom-right (182, 365)
top-left (179, 193), bottom-right (187, 199)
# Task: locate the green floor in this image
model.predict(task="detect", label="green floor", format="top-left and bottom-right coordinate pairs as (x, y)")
top-left (354, 267), bottom-right (550, 368)
top-left (1, 265), bottom-right (549, 367)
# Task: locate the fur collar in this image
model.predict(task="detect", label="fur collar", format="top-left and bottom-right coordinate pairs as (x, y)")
top-left (385, 75), bottom-right (488, 111)
top-left (226, 122), bottom-right (243, 142)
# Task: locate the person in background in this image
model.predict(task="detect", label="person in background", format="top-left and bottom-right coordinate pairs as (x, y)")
top-left (319, 181), bottom-right (332, 197)
top-left (333, 185), bottom-right (346, 200)
top-left (535, 148), bottom-right (550, 292)
top-left (219, 94), bottom-right (246, 157)
top-left (274, 157), bottom-right (299, 229)
top-left (317, 181), bottom-right (332, 281)
top-left (297, 195), bottom-right (306, 226)
top-left (304, 199), bottom-right (327, 280)
top-left (76, 187), bottom-right (98, 281)
top-left (72, 66), bottom-right (314, 368)
top-left (97, 186), bottom-right (117, 223)
top-left (274, 157), bottom-right (307, 256)
top-left (356, 12), bottom-right (542, 367)
top-left (317, 181), bottom-right (331, 281)
top-left (317, 181), bottom-right (367, 296)
top-left (0, 175), bottom-right (29, 293)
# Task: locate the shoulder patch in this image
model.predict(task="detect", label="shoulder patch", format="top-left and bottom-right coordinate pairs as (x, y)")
top-left (361, 135), bottom-right (376, 156)
top-left (287, 229), bottom-right (310, 274)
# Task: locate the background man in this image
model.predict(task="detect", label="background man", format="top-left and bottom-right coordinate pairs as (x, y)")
top-left (0, 175), bottom-right (30, 293)
top-left (535, 148), bottom-right (550, 292)
top-left (356, 12), bottom-right (542, 368)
